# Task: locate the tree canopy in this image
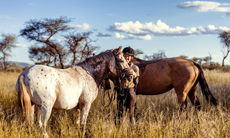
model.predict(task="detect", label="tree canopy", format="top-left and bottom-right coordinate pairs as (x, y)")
top-left (0, 33), bottom-right (17, 70)
top-left (219, 31), bottom-right (230, 67)
top-left (20, 16), bottom-right (98, 68)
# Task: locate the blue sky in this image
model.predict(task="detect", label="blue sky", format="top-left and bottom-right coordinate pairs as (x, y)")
top-left (0, 0), bottom-right (230, 64)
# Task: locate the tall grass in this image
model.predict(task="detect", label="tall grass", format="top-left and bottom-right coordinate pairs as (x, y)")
top-left (0, 70), bottom-right (229, 138)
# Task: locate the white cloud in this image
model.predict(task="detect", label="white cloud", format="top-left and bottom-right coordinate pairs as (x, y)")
top-left (71, 23), bottom-right (92, 30)
top-left (0, 16), bottom-right (17, 20)
top-left (28, 3), bottom-right (35, 6)
top-left (115, 32), bottom-right (125, 39)
top-left (177, 1), bottom-right (230, 12)
top-left (107, 20), bottom-right (230, 39)
top-left (137, 35), bottom-right (152, 40)
top-left (14, 43), bottom-right (26, 48)
top-left (198, 25), bottom-right (230, 34)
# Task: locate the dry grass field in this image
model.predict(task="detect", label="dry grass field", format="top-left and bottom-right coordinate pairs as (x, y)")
top-left (0, 70), bottom-right (229, 138)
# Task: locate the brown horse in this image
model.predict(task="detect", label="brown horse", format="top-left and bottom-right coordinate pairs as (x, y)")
top-left (108, 57), bottom-right (218, 110)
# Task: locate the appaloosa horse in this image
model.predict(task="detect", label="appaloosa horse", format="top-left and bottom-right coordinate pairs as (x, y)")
top-left (16, 46), bottom-right (130, 137)
top-left (108, 57), bottom-right (218, 118)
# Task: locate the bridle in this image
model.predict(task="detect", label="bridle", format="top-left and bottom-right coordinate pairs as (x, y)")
top-left (101, 50), bottom-right (130, 107)
top-left (112, 50), bottom-right (130, 78)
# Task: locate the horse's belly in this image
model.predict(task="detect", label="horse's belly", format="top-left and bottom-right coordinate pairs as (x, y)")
top-left (53, 98), bottom-right (78, 110)
top-left (53, 86), bottom-right (83, 110)
top-left (137, 83), bottom-right (173, 95)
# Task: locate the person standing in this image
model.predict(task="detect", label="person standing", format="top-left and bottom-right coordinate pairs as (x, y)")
top-left (117, 46), bottom-right (139, 125)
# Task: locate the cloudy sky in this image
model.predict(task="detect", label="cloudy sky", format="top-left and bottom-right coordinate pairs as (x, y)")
top-left (0, 0), bottom-right (230, 64)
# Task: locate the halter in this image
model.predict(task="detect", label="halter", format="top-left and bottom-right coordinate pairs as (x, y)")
top-left (112, 50), bottom-right (130, 79)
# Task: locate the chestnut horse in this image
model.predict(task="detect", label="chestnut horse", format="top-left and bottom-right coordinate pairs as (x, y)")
top-left (16, 46), bottom-right (130, 137)
top-left (108, 57), bottom-right (218, 111)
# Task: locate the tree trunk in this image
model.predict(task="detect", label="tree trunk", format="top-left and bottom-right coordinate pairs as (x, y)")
top-left (72, 52), bottom-right (77, 65)
top-left (222, 58), bottom-right (225, 67)
top-left (58, 55), bottom-right (65, 69)
top-left (222, 50), bottom-right (230, 67)
top-left (3, 55), bottom-right (6, 70)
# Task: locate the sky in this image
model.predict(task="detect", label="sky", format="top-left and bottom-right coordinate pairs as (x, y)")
top-left (0, 0), bottom-right (230, 65)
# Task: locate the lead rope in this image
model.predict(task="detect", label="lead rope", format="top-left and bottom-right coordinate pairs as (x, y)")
top-left (101, 87), bottom-right (117, 107)
top-left (101, 72), bottom-right (117, 107)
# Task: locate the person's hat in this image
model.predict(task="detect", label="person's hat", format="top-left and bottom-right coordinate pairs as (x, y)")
top-left (122, 46), bottom-right (134, 56)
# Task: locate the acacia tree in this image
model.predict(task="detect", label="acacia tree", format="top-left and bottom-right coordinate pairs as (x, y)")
top-left (144, 50), bottom-right (166, 60)
top-left (134, 49), bottom-right (144, 58)
top-left (20, 16), bottom-right (72, 69)
top-left (179, 55), bottom-right (188, 59)
top-left (65, 32), bottom-right (99, 65)
top-left (219, 31), bottom-right (230, 67)
top-left (0, 34), bottom-right (17, 70)
top-left (21, 16), bottom-right (98, 68)
top-left (28, 45), bottom-right (58, 66)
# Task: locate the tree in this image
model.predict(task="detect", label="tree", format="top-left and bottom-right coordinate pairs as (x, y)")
top-left (191, 57), bottom-right (199, 62)
top-left (134, 49), bottom-right (144, 58)
top-left (28, 45), bottom-right (57, 65)
top-left (0, 33), bottom-right (17, 70)
top-left (203, 56), bottom-right (211, 64)
top-left (21, 16), bottom-right (98, 68)
top-left (179, 55), bottom-right (188, 59)
top-left (219, 31), bottom-right (230, 67)
top-left (144, 50), bottom-right (166, 60)
top-left (20, 16), bottom-right (72, 69)
top-left (65, 32), bottom-right (99, 65)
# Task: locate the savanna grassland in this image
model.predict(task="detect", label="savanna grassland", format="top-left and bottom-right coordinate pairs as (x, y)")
top-left (0, 70), bottom-right (230, 138)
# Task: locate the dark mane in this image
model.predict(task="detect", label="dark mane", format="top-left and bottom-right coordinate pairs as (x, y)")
top-left (78, 50), bottom-right (113, 66)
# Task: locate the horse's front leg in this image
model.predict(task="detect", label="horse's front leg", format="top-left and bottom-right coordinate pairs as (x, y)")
top-left (76, 104), bottom-right (81, 126)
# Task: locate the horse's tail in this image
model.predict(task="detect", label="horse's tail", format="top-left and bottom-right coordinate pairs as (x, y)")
top-left (18, 75), bottom-right (33, 123)
top-left (194, 62), bottom-right (218, 106)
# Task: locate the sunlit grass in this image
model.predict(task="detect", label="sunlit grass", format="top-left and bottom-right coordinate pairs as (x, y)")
top-left (0, 70), bottom-right (229, 137)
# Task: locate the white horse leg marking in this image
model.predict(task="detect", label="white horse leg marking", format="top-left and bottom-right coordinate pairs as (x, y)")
top-left (39, 105), bottom-right (53, 138)
top-left (80, 103), bottom-right (91, 125)
top-left (76, 108), bottom-right (80, 126)
top-left (31, 104), bottom-right (35, 125)
top-left (80, 102), bottom-right (91, 137)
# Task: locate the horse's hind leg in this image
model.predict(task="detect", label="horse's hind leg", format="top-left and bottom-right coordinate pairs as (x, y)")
top-left (174, 87), bottom-right (189, 111)
top-left (38, 105), bottom-right (53, 138)
top-left (129, 88), bottom-right (136, 125)
top-left (31, 104), bottom-right (35, 125)
top-left (188, 82), bottom-right (201, 110)
top-left (79, 102), bottom-right (91, 137)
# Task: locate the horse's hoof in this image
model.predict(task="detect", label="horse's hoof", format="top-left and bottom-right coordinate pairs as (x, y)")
top-left (43, 133), bottom-right (49, 138)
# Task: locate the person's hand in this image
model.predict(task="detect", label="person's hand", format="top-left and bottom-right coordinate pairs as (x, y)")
top-left (132, 70), bottom-right (137, 78)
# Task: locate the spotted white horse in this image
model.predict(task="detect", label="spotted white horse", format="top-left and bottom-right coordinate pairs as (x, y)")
top-left (16, 46), bottom-right (130, 137)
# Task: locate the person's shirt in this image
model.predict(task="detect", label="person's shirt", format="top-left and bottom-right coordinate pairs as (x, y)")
top-left (123, 62), bottom-right (139, 88)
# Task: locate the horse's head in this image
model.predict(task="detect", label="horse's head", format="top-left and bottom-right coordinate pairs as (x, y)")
top-left (108, 46), bottom-right (131, 79)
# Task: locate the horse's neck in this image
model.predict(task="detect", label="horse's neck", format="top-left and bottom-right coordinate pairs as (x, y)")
top-left (78, 62), bottom-right (109, 87)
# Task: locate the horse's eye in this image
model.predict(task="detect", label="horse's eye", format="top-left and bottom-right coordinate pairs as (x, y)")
top-left (118, 59), bottom-right (124, 63)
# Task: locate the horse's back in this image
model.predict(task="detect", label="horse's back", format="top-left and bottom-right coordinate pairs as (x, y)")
top-left (136, 57), bottom-right (199, 95)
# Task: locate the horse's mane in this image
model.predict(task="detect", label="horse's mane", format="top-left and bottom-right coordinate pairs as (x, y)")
top-left (78, 50), bottom-right (113, 66)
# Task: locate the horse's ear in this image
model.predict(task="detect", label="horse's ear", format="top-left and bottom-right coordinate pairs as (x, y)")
top-left (116, 46), bottom-right (122, 54)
